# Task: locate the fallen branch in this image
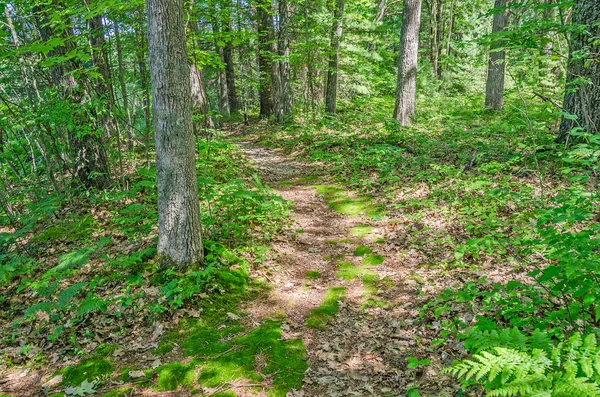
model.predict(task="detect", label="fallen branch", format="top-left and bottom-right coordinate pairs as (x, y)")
top-left (532, 91), bottom-right (563, 110)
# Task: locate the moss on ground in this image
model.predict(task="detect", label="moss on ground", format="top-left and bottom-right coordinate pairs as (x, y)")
top-left (305, 286), bottom-right (347, 329)
top-left (311, 185), bottom-right (383, 218)
top-left (353, 245), bottom-right (372, 256)
top-left (362, 254), bottom-right (385, 265)
top-left (59, 344), bottom-right (117, 386)
top-left (350, 225), bottom-right (375, 238)
top-left (102, 388), bottom-right (133, 397)
top-left (155, 311), bottom-right (306, 396)
top-left (306, 270), bottom-right (321, 280)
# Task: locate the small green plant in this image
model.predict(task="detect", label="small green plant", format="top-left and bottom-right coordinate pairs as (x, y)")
top-left (445, 333), bottom-right (600, 396)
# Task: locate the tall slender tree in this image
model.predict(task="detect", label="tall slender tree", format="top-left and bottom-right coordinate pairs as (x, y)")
top-left (257, 1), bottom-right (275, 117)
top-left (277, 0), bottom-right (293, 122)
top-left (484, 0), bottom-right (508, 110)
top-left (558, 0), bottom-right (600, 140)
top-left (325, 0), bottom-right (344, 114)
top-left (394, 0), bottom-right (423, 126)
top-left (147, 0), bottom-right (204, 268)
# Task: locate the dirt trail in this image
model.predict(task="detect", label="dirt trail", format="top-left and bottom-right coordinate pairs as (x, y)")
top-left (234, 139), bottom-right (455, 397)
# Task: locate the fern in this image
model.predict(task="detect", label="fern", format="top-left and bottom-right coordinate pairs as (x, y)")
top-left (445, 333), bottom-right (600, 396)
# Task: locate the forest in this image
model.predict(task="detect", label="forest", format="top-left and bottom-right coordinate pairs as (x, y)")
top-left (0, 0), bottom-right (599, 395)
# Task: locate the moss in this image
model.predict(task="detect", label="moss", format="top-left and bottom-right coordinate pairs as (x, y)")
top-left (311, 185), bottom-right (383, 218)
top-left (362, 254), bottom-right (385, 265)
top-left (156, 362), bottom-right (196, 391)
top-left (353, 245), bottom-right (372, 257)
top-left (103, 388), bottom-right (133, 397)
top-left (336, 262), bottom-right (376, 281)
top-left (350, 225), bottom-right (375, 238)
top-left (60, 357), bottom-right (114, 386)
top-left (305, 270), bottom-right (321, 280)
top-left (305, 287), bottom-right (346, 329)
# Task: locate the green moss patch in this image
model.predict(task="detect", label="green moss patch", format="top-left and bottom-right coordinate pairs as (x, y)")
top-left (336, 262), bottom-right (376, 281)
top-left (312, 185), bottom-right (383, 218)
top-left (59, 344), bottom-right (117, 386)
top-left (350, 225), bottom-right (375, 238)
top-left (305, 286), bottom-right (347, 329)
top-left (306, 270), bottom-right (321, 280)
top-left (155, 312), bottom-right (306, 396)
top-left (362, 254), bottom-right (385, 265)
top-left (353, 245), bottom-right (372, 256)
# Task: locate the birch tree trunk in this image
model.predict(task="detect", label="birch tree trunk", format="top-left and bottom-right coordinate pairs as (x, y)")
top-left (147, 0), bottom-right (204, 268)
top-left (558, 0), bottom-right (600, 140)
top-left (484, 0), bottom-right (508, 110)
top-left (393, 0), bottom-right (422, 126)
top-left (325, 0), bottom-right (344, 114)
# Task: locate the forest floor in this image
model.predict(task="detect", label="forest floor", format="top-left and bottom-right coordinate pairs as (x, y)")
top-left (230, 131), bottom-right (470, 397)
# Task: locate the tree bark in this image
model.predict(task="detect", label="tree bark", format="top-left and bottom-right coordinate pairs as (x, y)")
top-left (325, 0), bottom-right (344, 114)
top-left (393, 0), bottom-right (422, 126)
top-left (484, 0), bottom-right (508, 110)
top-left (257, 2), bottom-right (274, 117)
top-left (429, 0), bottom-right (439, 77)
top-left (189, 64), bottom-right (214, 130)
top-left (558, 0), bottom-right (600, 140)
top-left (278, 0), bottom-right (293, 123)
top-left (113, 20), bottom-right (133, 150)
top-left (222, 10), bottom-right (241, 112)
top-left (34, 6), bottom-right (110, 188)
top-left (147, 0), bottom-right (204, 268)
top-left (213, 19), bottom-right (230, 119)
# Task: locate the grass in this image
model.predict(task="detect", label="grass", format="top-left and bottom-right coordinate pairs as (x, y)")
top-left (305, 286), bottom-right (347, 329)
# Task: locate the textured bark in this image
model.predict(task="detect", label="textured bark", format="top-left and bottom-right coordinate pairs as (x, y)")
top-left (558, 0), bottom-right (600, 140)
top-left (222, 12), bottom-right (241, 112)
top-left (213, 19), bottom-right (230, 118)
top-left (114, 20), bottom-right (132, 149)
top-left (189, 64), bottom-right (214, 130)
top-left (484, 0), bottom-right (508, 110)
top-left (325, 0), bottom-right (344, 114)
top-left (393, 0), bottom-right (422, 126)
top-left (278, 0), bottom-right (293, 122)
top-left (257, 3), bottom-right (274, 117)
top-left (88, 14), bottom-right (124, 181)
top-left (147, 0), bottom-right (204, 268)
top-left (35, 5), bottom-right (110, 188)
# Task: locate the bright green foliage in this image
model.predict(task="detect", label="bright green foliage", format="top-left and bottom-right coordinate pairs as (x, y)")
top-left (445, 333), bottom-right (600, 397)
top-left (305, 287), bottom-right (347, 329)
top-left (350, 225), bottom-right (375, 238)
top-left (305, 270), bottom-right (322, 280)
top-left (361, 254), bottom-right (385, 265)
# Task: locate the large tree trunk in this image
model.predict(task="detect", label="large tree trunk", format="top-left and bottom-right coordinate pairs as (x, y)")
top-left (558, 0), bottom-right (600, 140)
top-left (113, 20), bottom-right (133, 150)
top-left (34, 6), bottom-right (110, 188)
top-left (257, 2), bottom-right (274, 117)
top-left (190, 64), bottom-right (214, 130)
top-left (325, 0), bottom-right (344, 114)
top-left (278, 0), bottom-right (293, 123)
top-left (213, 19), bottom-right (230, 119)
top-left (222, 10), bottom-right (241, 112)
top-left (393, 0), bottom-right (422, 126)
top-left (147, 0), bottom-right (204, 268)
top-left (484, 0), bottom-right (508, 110)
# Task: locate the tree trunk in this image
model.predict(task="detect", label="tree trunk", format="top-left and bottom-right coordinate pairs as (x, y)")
top-left (212, 18), bottom-right (230, 119)
top-left (222, 10), bottom-right (241, 112)
top-left (484, 0), bottom-right (508, 110)
top-left (325, 0), bottom-right (344, 114)
top-left (88, 14), bottom-right (125, 184)
top-left (190, 64), bottom-right (214, 130)
top-left (558, 0), bottom-right (600, 140)
top-left (113, 20), bottom-right (133, 150)
top-left (430, 0), bottom-right (439, 77)
top-left (257, 2), bottom-right (274, 117)
top-left (278, 0), bottom-right (293, 123)
top-left (35, 6), bottom-right (110, 188)
top-left (393, 0), bottom-right (422, 126)
top-left (147, 0), bottom-right (204, 268)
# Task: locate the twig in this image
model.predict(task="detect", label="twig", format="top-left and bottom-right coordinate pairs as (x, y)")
top-left (532, 91), bottom-right (563, 110)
